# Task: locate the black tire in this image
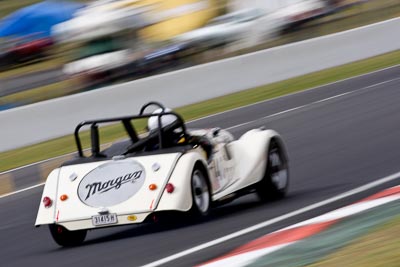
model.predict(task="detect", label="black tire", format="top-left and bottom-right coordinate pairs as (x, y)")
top-left (256, 139), bottom-right (289, 201)
top-left (49, 224), bottom-right (87, 247)
top-left (189, 168), bottom-right (211, 217)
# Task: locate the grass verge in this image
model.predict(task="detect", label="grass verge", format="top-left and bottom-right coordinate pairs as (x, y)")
top-left (307, 215), bottom-right (400, 267)
top-left (0, 49), bottom-right (399, 172)
top-left (0, 79), bottom-right (73, 105)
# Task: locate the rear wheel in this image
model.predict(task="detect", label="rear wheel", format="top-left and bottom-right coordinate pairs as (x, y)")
top-left (256, 139), bottom-right (289, 201)
top-left (190, 168), bottom-right (211, 217)
top-left (49, 224), bottom-right (87, 247)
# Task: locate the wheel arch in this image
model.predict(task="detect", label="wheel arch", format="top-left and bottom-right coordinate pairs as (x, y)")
top-left (156, 150), bottom-right (209, 212)
top-left (217, 129), bottom-right (288, 197)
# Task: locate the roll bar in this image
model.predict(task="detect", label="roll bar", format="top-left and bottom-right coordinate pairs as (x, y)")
top-left (74, 102), bottom-right (186, 157)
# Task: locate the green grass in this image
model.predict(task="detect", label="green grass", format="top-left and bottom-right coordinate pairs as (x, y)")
top-left (307, 215), bottom-right (400, 267)
top-left (0, 49), bottom-right (399, 172)
top-left (0, 79), bottom-right (75, 105)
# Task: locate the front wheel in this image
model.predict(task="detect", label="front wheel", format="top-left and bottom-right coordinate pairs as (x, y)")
top-left (49, 224), bottom-right (87, 247)
top-left (256, 139), bottom-right (289, 201)
top-left (190, 168), bottom-right (211, 217)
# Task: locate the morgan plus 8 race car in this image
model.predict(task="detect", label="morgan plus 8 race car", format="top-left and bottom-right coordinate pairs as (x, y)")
top-left (35, 102), bottom-right (289, 246)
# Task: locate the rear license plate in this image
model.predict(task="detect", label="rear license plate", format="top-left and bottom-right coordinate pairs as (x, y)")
top-left (92, 213), bottom-right (118, 226)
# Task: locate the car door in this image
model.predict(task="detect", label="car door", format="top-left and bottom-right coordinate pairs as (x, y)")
top-left (209, 142), bottom-right (235, 193)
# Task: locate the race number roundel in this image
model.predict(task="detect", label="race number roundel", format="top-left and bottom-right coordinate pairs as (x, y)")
top-left (78, 161), bottom-right (146, 207)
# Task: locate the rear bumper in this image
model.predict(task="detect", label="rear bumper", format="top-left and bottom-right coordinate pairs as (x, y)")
top-left (54, 212), bottom-right (152, 231)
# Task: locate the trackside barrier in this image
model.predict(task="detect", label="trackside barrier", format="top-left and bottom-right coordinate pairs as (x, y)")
top-left (1, 18), bottom-right (399, 152)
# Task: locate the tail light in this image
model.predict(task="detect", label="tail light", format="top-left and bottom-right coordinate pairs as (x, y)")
top-left (165, 183), bottom-right (175, 193)
top-left (42, 196), bottom-right (52, 208)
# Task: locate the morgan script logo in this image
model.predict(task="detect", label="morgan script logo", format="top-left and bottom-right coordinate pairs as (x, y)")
top-left (84, 171), bottom-right (142, 200)
top-left (78, 161), bottom-right (146, 207)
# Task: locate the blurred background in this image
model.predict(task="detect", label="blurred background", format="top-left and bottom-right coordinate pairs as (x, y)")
top-left (0, 0), bottom-right (399, 110)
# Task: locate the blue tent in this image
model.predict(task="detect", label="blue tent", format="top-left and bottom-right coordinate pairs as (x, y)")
top-left (0, 1), bottom-right (84, 38)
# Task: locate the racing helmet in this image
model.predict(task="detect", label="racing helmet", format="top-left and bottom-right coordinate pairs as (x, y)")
top-left (147, 108), bottom-right (177, 132)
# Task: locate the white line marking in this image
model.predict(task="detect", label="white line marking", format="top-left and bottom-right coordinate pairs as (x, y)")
top-left (314, 91), bottom-right (353, 104)
top-left (1, 74), bottom-right (400, 199)
top-left (199, 243), bottom-right (294, 267)
top-left (284, 194), bottom-right (400, 231)
top-left (1, 64), bottom-right (399, 177)
top-left (226, 105), bottom-right (307, 130)
top-left (0, 183), bottom-right (44, 199)
top-left (227, 77), bottom-right (400, 131)
top-left (141, 171), bottom-right (400, 267)
top-left (198, 193), bottom-right (400, 267)
top-left (189, 64), bottom-right (400, 126)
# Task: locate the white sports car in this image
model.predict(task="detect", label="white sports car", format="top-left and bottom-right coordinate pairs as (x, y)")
top-left (35, 102), bottom-right (289, 246)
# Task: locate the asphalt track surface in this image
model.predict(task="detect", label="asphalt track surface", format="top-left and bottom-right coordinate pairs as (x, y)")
top-left (1, 65), bottom-right (400, 267)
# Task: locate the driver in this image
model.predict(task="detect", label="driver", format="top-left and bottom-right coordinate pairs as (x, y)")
top-left (147, 108), bottom-right (176, 132)
top-left (147, 108), bottom-right (212, 159)
top-left (146, 108), bottom-right (184, 149)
